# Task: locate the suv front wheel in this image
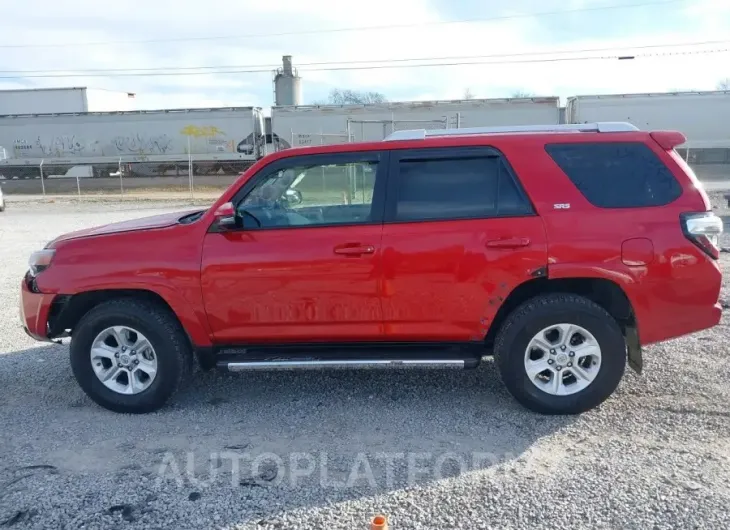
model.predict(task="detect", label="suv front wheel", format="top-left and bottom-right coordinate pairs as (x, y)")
top-left (70, 298), bottom-right (193, 413)
top-left (493, 293), bottom-right (626, 414)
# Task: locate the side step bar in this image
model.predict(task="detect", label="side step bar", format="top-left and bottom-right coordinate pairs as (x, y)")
top-left (220, 359), bottom-right (474, 371)
top-left (209, 341), bottom-right (485, 372)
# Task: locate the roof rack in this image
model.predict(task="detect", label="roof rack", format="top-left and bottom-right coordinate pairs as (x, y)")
top-left (383, 122), bottom-right (639, 141)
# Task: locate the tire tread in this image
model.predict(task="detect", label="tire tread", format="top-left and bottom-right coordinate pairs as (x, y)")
top-left (70, 297), bottom-right (192, 413)
top-left (493, 293), bottom-right (625, 414)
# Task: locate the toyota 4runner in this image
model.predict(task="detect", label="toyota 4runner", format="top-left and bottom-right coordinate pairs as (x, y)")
top-left (20, 123), bottom-right (724, 415)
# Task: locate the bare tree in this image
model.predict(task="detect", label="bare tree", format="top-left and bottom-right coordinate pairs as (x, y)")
top-left (717, 78), bottom-right (730, 90)
top-left (463, 88), bottom-right (475, 100)
top-left (511, 90), bottom-right (536, 98)
top-left (326, 89), bottom-right (388, 104)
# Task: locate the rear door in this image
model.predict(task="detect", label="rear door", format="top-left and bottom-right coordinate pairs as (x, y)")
top-left (380, 146), bottom-right (548, 341)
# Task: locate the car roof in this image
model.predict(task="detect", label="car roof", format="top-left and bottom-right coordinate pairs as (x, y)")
top-left (266, 127), bottom-right (650, 162)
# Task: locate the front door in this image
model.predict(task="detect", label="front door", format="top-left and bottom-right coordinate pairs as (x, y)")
top-left (380, 146), bottom-right (548, 341)
top-left (201, 151), bottom-right (387, 343)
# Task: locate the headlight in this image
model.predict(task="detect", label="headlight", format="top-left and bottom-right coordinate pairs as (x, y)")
top-left (28, 249), bottom-right (55, 276)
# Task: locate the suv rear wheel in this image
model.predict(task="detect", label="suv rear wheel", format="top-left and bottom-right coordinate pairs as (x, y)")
top-left (70, 298), bottom-right (192, 413)
top-left (493, 293), bottom-right (626, 414)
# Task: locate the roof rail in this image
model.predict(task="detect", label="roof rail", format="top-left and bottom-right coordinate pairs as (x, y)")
top-left (383, 122), bottom-right (639, 141)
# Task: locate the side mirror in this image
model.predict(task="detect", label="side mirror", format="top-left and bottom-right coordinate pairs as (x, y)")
top-left (283, 188), bottom-right (303, 206)
top-left (213, 202), bottom-right (237, 228)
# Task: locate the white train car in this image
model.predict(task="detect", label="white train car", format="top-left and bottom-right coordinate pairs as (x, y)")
top-left (0, 87), bottom-right (89, 115)
top-left (0, 107), bottom-right (264, 178)
top-left (270, 97), bottom-right (561, 150)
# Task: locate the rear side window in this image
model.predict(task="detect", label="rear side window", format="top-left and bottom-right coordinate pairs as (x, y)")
top-left (392, 153), bottom-right (533, 222)
top-left (545, 142), bottom-right (682, 208)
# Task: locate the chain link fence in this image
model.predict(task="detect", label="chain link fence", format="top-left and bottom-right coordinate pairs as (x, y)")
top-left (1, 146), bottom-right (729, 200)
top-left (0, 160), bottom-right (245, 199)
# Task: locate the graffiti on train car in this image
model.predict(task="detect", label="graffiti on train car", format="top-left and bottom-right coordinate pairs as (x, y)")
top-left (36, 135), bottom-right (88, 156)
top-left (180, 125), bottom-right (225, 138)
top-left (113, 134), bottom-right (172, 154)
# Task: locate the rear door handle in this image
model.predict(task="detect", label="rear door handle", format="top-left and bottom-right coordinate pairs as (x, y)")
top-left (333, 244), bottom-right (375, 256)
top-left (485, 237), bottom-right (531, 249)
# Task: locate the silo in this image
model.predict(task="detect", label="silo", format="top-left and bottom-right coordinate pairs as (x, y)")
top-left (274, 55), bottom-right (302, 106)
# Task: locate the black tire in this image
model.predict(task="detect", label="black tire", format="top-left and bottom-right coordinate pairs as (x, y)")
top-left (493, 293), bottom-right (626, 415)
top-left (70, 298), bottom-right (193, 413)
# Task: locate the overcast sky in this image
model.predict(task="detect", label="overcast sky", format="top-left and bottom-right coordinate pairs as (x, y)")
top-left (1, 0), bottom-right (729, 111)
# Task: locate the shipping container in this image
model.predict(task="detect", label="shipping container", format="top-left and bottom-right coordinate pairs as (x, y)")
top-left (270, 97), bottom-right (561, 150)
top-left (0, 107), bottom-right (264, 178)
top-left (0, 87), bottom-right (88, 115)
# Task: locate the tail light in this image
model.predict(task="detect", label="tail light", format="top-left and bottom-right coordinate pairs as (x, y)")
top-left (680, 212), bottom-right (723, 259)
top-left (28, 249), bottom-right (55, 276)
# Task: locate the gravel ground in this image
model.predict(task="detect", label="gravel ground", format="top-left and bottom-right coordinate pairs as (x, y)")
top-left (1, 199), bottom-right (729, 530)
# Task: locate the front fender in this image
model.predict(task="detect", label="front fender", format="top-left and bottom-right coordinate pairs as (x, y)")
top-left (58, 280), bottom-right (213, 347)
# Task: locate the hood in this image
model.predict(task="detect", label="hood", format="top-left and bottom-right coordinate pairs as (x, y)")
top-left (47, 209), bottom-right (201, 247)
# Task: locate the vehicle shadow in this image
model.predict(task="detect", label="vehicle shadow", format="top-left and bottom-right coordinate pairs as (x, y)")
top-left (0, 343), bottom-right (576, 528)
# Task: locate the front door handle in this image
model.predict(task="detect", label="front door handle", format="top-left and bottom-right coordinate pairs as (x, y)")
top-left (485, 237), bottom-right (531, 249)
top-left (333, 244), bottom-right (375, 256)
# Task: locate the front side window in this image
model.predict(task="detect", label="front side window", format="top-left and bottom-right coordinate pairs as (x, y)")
top-left (238, 160), bottom-right (377, 228)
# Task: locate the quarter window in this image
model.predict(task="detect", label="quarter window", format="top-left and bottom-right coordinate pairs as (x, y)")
top-left (545, 142), bottom-right (682, 208)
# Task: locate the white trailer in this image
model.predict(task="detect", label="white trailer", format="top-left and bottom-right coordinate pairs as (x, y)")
top-left (566, 91), bottom-right (730, 149)
top-left (0, 107), bottom-right (264, 178)
top-left (0, 87), bottom-right (89, 115)
top-left (271, 97), bottom-right (561, 150)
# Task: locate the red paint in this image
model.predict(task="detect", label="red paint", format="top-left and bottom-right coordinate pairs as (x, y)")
top-left (201, 226), bottom-right (384, 342)
top-left (19, 279), bottom-right (54, 341)
top-left (380, 217), bottom-right (546, 340)
top-left (650, 130), bottom-right (686, 150)
top-left (21, 128), bottom-right (722, 351)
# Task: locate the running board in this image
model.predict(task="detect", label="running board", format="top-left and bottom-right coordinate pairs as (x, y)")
top-left (220, 359), bottom-right (472, 371)
top-left (212, 341), bottom-right (484, 372)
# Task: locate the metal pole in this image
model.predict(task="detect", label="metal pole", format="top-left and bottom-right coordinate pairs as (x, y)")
top-left (291, 129), bottom-right (294, 148)
top-left (40, 160), bottom-right (46, 196)
top-left (456, 112), bottom-right (461, 129)
top-left (119, 157), bottom-right (124, 195)
top-left (76, 176), bottom-right (81, 196)
top-left (685, 147), bottom-right (690, 162)
top-left (188, 137), bottom-right (193, 200)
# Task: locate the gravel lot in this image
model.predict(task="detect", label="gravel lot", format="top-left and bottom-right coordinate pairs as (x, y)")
top-left (1, 199), bottom-right (729, 530)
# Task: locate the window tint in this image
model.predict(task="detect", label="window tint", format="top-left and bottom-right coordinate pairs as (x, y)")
top-left (238, 161), bottom-right (377, 228)
top-left (394, 155), bottom-right (531, 221)
top-left (545, 142), bottom-right (682, 208)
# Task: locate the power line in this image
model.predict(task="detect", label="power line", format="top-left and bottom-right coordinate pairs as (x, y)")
top-left (1, 39), bottom-right (726, 76)
top-left (2, 38), bottom-right (726, 75)
top-left (0, 47), bottom-right (725, 80)
top-left (0, 0), bottom-right (686, 49)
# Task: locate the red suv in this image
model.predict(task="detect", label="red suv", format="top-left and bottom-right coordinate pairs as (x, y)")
top-left (20, 123), bottom-right (723, 415)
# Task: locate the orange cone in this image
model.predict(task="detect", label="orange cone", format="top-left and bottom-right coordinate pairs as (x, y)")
top-left (371, 514), bottom-right (388, 530)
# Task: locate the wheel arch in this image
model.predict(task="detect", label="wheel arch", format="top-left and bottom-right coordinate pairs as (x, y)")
top-left (485, 276), bottom-right (638, 365)
top-left (48, 287), bottom-right (212, 347)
